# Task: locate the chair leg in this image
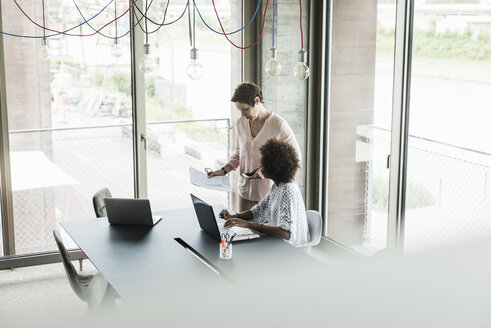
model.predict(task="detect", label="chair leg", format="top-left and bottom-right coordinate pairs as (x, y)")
top-left (79, 259), bottom-right (83, 271)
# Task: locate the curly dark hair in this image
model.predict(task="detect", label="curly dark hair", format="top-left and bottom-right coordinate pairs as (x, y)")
top-left (260, 139), bottom-right (300, 184)
top-left (230, 82), bottom-right (264, 107)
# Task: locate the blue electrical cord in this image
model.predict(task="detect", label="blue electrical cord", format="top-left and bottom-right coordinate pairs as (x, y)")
top-left (0, 0), bottom-right (114, 39)
top-left (272, 0), bottom-right (275, 47)
top-left (193, 0), bottom-right (261, 35)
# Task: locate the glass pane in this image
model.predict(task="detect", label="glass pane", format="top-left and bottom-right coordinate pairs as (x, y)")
top-left (145, 1), bottom-right (241, 210)
top-left (405, 0), bottom-right (491, 251)
top-left (2, 1), bottom-right (133, 254)
top-left (325, 0), bottom-right (396, 254)
top-left (147, 120), bottom-right (232, 210)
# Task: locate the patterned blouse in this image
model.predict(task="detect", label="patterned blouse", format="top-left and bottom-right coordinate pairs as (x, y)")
top-left (251, 181), bottom-right (310, 247)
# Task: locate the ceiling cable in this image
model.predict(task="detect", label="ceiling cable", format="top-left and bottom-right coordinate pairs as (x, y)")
top-left (73, 0), bottom-right (187, 40)
top-left (0, 0), bottom-right (114, 39)
top-left (211, 0), bottom-right (269, 50)
top-left (299, 0), bottom-right (304, 49)
top-left (193, 0), bottom-right (261, 36)
top-left (114, 0), bottom-right (118, 38)
top-left (10, 0), bottom-right (138, 37)
top-left (41, 0), bottom-right (47, 40)
top-left (145, 0), bottom-right (149, 44)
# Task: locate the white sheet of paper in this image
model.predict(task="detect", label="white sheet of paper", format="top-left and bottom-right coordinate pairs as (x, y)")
top-left (189, 167), bottom-right (232, 192)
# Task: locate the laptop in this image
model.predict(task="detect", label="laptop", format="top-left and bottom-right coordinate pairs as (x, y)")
top-left (190, 194), bottom-right (260, 242)
top-left (104, 198), bottom-right (162, 226)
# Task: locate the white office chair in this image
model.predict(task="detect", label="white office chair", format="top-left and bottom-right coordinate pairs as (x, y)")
top-left (302, 210), bottom-right (323, 250)
top-left (53, 230), bottom-right (118, 313)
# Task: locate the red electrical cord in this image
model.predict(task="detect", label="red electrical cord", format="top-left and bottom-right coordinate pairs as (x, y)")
top-left (299, 0), bottom-right (304, 49)
top-left (212, 0), bottom-right (269, 50)
top-left (12, 0), bottom-right (138, 37)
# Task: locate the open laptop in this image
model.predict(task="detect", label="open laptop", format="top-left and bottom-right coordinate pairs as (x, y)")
top-left (190, 194), bottom-right (260, 242)
top-left (104, 198), bottom-right (162, 226)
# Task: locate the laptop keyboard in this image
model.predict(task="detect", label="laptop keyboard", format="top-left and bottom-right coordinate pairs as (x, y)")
top-left (218, 225), bottom-right (233, 235)
top-left (218, 224), bottom-right (254, 237)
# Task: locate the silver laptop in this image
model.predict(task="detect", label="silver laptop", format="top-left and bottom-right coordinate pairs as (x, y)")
top-left (104, 198), bottom-right (162, 226)
top-left (190, 194), bottom-right (260, 242)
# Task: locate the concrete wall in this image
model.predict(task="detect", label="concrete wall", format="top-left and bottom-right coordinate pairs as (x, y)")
top-left (260, 0), bottom-right (309, 196)
top-left (3, 2), bottom-right (52, 151)
top-left (327, 0), bottom-right (377, 245)
top-left (227, 0), bottom-right (309, 211)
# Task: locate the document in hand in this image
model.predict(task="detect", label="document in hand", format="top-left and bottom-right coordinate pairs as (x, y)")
top-left (189, 167), bottom-right (232, 192)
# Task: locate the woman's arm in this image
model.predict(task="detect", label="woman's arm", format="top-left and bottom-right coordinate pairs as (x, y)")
top-left (227, 127), bottom-right (241, 170)
top-left (250, 221), bottom-right (290, 240)
top-left (236, 210), bottom-right (253, 221)
top-left (219, 210), bottom-right (253, 221)
top-left (279, 120), bottom-right (302, 162)
top-left (224, 218), bottom-right (290, 240)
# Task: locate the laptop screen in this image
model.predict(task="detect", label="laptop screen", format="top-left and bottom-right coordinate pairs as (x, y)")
top-left (190, 194), bottom-right (221, 241)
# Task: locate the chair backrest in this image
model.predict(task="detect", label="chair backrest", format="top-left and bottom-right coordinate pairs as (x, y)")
top-left (53, 230), bottom-right (85, 300)
top-left (92, 188), bottom-right (112, 217)
top-left (306, 210), bottom-right (322, 246)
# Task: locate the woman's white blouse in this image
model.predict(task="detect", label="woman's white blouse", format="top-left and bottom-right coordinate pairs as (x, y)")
top-left (251, 182), bottom-right (310, 247)
top-left (227, 113), bottom-right (301, 202)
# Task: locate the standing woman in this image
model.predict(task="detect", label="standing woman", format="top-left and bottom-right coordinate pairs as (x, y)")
top-left (207, 82), bottom-right (301, 212)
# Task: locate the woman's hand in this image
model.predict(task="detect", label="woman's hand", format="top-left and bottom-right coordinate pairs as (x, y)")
top-left (219, 209), bottom-right (234, 220)
top-left (206, 168), bottom-right (225, 177)
top-left (250, 167), bottom-right (264, 179)
top-left (224, 218), bottom-right (251, 229)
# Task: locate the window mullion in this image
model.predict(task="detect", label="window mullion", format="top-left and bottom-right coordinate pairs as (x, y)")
top-left (0, 1), bottom-right (16, 256)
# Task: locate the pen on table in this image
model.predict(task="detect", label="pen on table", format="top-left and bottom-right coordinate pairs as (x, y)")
top-left (226, 233), bottom-right (236, 247)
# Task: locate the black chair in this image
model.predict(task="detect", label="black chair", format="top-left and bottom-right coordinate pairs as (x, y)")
top-left (92, 188), bottom-right (112, 218)
top-left (53, 230), bottom-right (117, 312)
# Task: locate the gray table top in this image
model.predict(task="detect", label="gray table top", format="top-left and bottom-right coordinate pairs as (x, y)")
top-left (61, 206), bottom-right (323, 305)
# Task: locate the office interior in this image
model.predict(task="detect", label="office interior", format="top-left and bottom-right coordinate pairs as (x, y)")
top-left (1, 0), bottom-right (491, 327)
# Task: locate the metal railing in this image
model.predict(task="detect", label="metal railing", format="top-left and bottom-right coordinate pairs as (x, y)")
top-left (5, 118), bottom-right (231, 255)
top-left (362, 126), bottom-right (491, 251)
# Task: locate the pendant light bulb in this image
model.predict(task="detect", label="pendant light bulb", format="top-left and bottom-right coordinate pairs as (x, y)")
top-left (111, 39), bottom-right (123, 58)
top-left (293, 49), bottom-right (310, 80)
top-left (138, 44), bottom-right (154, 74)
top-left (186, 48), bottom-right (204, 80)
top-left (39, 38), bottom-right (50, 61)
top-left (265, 48), bottom-right (281, 76)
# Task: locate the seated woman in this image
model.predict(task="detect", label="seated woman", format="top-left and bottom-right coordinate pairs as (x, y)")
top-left (220, 138), bottom-right (310, 247)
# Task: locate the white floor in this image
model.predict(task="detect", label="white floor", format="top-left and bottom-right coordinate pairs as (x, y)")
top-left (0, 261), bottom-right (97, 328)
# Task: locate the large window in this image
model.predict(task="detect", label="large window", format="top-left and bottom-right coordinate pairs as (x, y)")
top-left (324, 0), bottom-right (491, 253)
top-left (404, 0), bottom-right (491, 251)
top-left (0, 0), bottom-right (242, 257)
top-left (1, 1), bottom-right (134, 255)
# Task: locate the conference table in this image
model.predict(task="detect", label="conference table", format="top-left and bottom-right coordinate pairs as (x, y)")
top-left (61, 205), bottom-right (326, 324)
